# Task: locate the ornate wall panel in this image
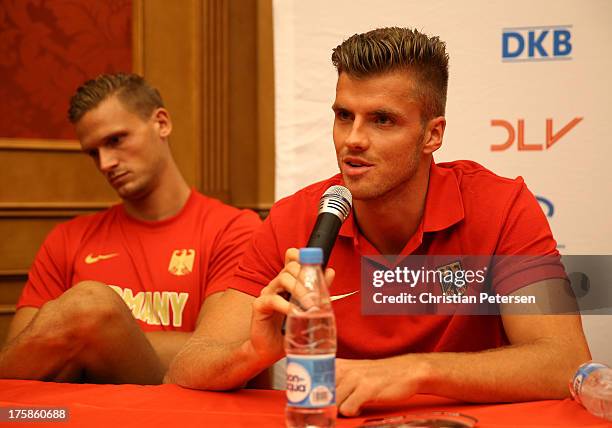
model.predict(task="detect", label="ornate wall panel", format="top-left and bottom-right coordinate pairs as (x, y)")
top-left (0, 0), bottom-right (133, 141)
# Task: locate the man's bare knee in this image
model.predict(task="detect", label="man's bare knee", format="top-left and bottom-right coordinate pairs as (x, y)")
top-left (65, 281), bottom-right (123, 305)
top-left (51, 281), bottom-right (134, 340)
top-left (16, 282), bottom-right (150, 383)
top-left (59, 282), bottom-right (161, 384)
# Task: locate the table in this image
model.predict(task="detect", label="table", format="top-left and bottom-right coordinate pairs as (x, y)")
top-left (0, 380), bottom-right (609, 427)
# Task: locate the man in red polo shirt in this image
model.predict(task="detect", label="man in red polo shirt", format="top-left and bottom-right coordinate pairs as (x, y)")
top-left (167, 28), bottom-right (590, 415)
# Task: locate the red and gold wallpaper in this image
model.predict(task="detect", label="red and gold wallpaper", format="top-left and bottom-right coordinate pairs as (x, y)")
top-left (0, 0), bottom-right (132, 140)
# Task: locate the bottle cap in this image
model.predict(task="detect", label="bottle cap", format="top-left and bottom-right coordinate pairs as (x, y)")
top-left (299, 247), bottom-right (323, 264)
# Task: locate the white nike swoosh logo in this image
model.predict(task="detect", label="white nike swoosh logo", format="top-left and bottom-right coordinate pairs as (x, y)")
top-left (330, 290), bottom-right (359, 301)
top-left (85, 253), bottom-right (119, 264)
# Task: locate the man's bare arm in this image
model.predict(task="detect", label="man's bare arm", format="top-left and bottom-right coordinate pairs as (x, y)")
top-left (145, 293), bottom-right (224, 373)
top-left (336, 313), bottom-right (589, 415)
top-left (335, 279), bottom-right (591, 416)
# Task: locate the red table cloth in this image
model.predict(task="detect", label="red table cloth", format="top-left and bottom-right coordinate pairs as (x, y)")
top-left (0, 380), bottom-right (609, 427)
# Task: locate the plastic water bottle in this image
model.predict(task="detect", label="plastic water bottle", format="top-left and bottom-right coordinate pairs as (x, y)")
top-left (570, 361), bottom-right (612, 421)
top-left (285, 247), bottom-right (337, 428)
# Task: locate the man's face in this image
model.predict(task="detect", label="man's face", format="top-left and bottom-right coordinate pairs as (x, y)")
top-left (332, 71), bottom-right (428, 201)
top-left (75, 95), bottom-right (167, 200)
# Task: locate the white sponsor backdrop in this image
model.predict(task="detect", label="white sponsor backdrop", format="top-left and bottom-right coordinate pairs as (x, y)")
top-left (273, 0), bottom-right (612, 363)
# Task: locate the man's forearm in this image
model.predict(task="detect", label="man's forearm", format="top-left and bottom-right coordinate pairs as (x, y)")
top-left (0, 303), bottom-right (79, 380)
top-left (336, 334), bottom-right (590, 416)
top-left (372, 338), bottom-right (589, 402)
top-left (165, 337), bottom-right (273, 390)
top-left (409, 312), bottom-right (590, 403)
top-left (411, 337), bottom-right (587, 401)
top-left (0, 326), bottom-right (76, 380)
top-left (165, 288), bottom-right (286, 390)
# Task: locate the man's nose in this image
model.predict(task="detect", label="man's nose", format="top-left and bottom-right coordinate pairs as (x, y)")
top-left (98, 148), bottom-right (118, 172)
top-left (344, 118), bottom-right (370, 151)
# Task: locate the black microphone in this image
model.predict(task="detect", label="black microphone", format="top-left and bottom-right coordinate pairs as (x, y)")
top-left (306, 185), bottom-right (353, 268)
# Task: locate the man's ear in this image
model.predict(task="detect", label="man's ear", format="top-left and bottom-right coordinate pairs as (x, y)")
top-left (152, 108), bottom-right (172, 139)
top-left (422, 116), bottom-right (446, 155)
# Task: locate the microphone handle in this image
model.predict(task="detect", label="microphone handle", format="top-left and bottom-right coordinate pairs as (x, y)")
top-left (306, 212), bottom-right (342, 268)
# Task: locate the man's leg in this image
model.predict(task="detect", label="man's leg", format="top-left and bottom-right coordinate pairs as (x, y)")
top-left (0, 281), bottom-right (164, 384)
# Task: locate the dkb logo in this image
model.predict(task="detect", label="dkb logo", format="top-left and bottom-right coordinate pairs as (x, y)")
top-left (502, 25), bottom-right (572, 62)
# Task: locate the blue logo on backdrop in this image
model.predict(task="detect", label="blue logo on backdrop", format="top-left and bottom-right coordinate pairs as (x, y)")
top-left (536, 196), bottom-right (554, 218)
top-left (502, 25), bottom-right (572, 62)
top-left (536, 196), bottom-right (564, 249)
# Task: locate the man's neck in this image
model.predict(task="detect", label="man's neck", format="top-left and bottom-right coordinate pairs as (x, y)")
top-left (123, 162), bottom-right (191, 222)
top-left (353, 161), bottom-right (430, 255)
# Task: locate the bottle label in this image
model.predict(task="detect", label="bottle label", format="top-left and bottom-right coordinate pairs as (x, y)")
top-left (286, 354), bottom-right (335, 408)
top-left (571, 362), bottom-right (607, 404)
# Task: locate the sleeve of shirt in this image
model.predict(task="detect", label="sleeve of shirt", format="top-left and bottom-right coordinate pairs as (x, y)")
top-left (229, 207), bottom-right (287, 298)
top-left (491, 180), bottom-right (567, 296)
top-left (17, 224), bottom-right (72, 309)
top-left (203, 209), bottom-right (263, 299)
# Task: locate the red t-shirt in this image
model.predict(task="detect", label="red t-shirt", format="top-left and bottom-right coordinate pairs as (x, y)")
top-left (18, 190), bottom-right (261, 332)
top-left (231, 161), bottom-right (565, 359)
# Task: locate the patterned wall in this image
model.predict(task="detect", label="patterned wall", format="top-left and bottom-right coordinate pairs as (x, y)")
top-left (0, 0), bottom-right (132, 140)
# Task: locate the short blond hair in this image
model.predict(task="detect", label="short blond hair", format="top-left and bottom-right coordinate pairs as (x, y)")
top-left (68, 73), bottom-right (164, 123)
top-left (332, 27), bottom-right (449, 121)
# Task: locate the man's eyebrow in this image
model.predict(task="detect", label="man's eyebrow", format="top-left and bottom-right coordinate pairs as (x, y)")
top-left (106, 130), bottom-right (127, 138)
top-left (331, 103), bottom-right (346, 111)
top-left (98, 130), bottom-right (127, 144)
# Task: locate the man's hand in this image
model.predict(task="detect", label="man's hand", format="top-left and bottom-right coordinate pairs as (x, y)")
top-left (336, 357), bottom-right (426, 417)
top-left (248, 248), bottom-right (299, 363)
top-left (249, 248), bottom-right (336, 366)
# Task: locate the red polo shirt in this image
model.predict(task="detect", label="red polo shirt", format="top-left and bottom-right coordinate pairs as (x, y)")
top-left (232, 160), bottom-right (564, 359)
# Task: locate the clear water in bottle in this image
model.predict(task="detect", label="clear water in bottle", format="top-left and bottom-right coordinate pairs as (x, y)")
top-left (285, 248), bottom-right (337, 428)
top-left (570, 361), bottom-right (612, 421)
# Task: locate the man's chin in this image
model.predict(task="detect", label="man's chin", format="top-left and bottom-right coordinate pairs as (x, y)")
top-left (344, 179), bottom-right (400, 202)
top-left (343, 183), bottom-right (383, 201)
top-left (115, 183), bottom-right (146, 201)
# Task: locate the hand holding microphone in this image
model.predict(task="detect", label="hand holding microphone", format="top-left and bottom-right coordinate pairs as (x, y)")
top-left (288, 184), bottom-right (353, 301)
top-left (248, 185), bottom-right (352, 357)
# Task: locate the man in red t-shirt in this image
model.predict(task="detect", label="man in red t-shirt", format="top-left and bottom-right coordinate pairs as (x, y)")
top-left (0, 74), bottom-right (261, 384)
top-left (167, 28), bottom-right (591, 414)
